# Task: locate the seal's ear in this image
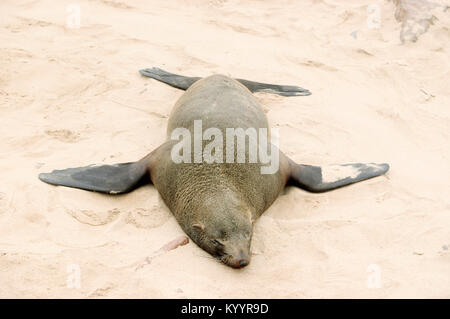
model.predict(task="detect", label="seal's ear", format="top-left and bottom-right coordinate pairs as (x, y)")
top-left (288, 160), bottom-right (389, 193)
top-left (192, 222), bottom-right (205, 231)
top-left (39, 155), bottom-right (152, 194)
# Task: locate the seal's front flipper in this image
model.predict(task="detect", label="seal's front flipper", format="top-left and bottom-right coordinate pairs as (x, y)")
top-left (39, 161), bottom-right (150, 194)
top-left (289, 161), bottom-right (389, 193)
top-left (139, 67), bottom-right (200, 90)
top-left (236, 79), bottom-right (311, 97)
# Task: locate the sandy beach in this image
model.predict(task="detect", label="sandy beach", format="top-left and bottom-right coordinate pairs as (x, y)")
top-left (0, 0), bottom-right (449, 298)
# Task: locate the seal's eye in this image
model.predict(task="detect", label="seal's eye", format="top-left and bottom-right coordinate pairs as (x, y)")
top-left (212, 239), bottom-right (224, 247)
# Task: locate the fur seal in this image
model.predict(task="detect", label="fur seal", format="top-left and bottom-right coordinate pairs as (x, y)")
top-left (39, 67), bottom-right (389, 269)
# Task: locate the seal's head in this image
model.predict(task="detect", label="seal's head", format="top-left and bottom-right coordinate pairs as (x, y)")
top-left (187, 194), bottom-right (253, 269)
top-left (191, 215), bottom-right (252, 268)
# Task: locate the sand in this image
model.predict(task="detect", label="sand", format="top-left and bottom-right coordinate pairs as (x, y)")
top-left (0, 0), bottom-right (449, 298)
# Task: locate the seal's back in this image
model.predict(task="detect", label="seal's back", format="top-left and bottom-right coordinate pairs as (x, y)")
top-left (167, 75), bottom-right (270, 138)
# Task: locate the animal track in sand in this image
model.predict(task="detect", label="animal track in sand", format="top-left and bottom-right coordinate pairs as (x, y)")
top-left (88, 283), bottom-right (117, 298)
top-left (4, 17), bottom-right (54, 33)
top-left (300, 60), bottom-right (339, 72)
top-left (100, 0), bottom-right (134, 9)
top-left (67, 208), bottom-right (121, 226)
top-left (65, 206), bottom-right (169, 229)
top-left (45, 129), bottom-right (81, 143)
top-left (125, 207), bottom-right (170, 229)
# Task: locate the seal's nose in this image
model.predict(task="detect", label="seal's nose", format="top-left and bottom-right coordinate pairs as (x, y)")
top-left (236, 249), bottom-right (249, 268)
top-left (239, 259), bottom-right (249, 267)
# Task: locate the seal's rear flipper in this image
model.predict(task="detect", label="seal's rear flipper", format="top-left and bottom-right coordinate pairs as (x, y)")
top-left (289, 162), bottom-right (389, 193)
top-left (39, 161), bottom-right (150, 194)
top-left (139, 67), bottom-right (200, 90)
top-left (139, 67), bottom-right (311, 96)
top-left (236, 79), bottom-right (311, 96)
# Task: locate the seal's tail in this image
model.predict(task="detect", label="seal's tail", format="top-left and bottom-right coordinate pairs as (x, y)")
top-left (139, 67), bottom-right (311, 97)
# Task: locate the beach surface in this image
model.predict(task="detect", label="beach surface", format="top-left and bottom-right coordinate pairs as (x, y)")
top-left (0, 0), bottom-right (449, 298)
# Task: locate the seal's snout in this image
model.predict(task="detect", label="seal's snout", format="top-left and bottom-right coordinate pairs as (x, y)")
top-left (239, 259), bottom-right (249, 267)
top-left (237, 249), bottom-right (249, 267)
top-left (228, 250), bottom-right (250, 268)
top-left (228, 257), bottom-right (249, 269)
